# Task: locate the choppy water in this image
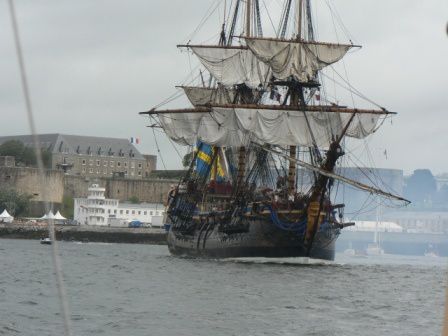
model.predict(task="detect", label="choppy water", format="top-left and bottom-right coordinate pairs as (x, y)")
top-left (0, 239), bottom-right (446, 336)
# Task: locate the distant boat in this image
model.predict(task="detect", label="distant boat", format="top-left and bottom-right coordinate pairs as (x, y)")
top-left (366, 204), bottom-right (385, 256)
top-left (424, 244), bottom-right (439, 257)
top-left (424, 251), bottom-right (439, 258)
top-left (40, 237), bottom-right (52, 245)
top-left (366, 243), bottom-right (384, 256)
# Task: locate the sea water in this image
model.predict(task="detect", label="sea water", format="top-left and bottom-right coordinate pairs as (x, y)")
top-left (0, 239), bottom-right (446, 336)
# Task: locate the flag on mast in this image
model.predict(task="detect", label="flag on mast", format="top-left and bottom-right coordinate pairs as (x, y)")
top-left (130, 137), bottom-right (140, 144)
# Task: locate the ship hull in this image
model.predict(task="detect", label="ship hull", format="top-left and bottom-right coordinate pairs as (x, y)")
top-left (167, 218), bottom-right (339, 261)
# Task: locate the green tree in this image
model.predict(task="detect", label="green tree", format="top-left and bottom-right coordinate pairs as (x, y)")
top-left (0, 189), bottom-right (32, 217)
top-left (0, 140), bottom-right (26, 162)
top-left (61, 195), bottom-right (74, 219)
top-left (404, 169), bottom-right (437, 205)
top-left (0, 140), bottom-right (52, 168)
top-left (128, 196), bottom-right (140, 204)
top-left (182, 151), bottom-right (194, 168)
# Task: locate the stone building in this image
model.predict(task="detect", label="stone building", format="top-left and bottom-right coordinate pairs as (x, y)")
top-left (0, 134), bottom-right (157, 179)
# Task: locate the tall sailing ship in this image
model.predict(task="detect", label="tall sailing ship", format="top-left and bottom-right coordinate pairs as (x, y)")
top-left (141, 0), bottom-right (409, 260)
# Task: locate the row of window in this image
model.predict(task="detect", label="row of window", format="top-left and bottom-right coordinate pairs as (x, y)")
top-left (80, 207), bottom-right (162, 216)
top-left (81, 159), bottom-right (144, 169)
top-left (82, 168), bottom-right (142, 176)
top-left (107, 209), bottom-right (162, 216)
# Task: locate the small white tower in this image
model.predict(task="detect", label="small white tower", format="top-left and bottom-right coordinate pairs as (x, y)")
top-left (87, 184), bottom-right (107, 225)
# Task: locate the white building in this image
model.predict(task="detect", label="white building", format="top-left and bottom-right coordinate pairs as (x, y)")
top-left (345, 221), bottom-right (404, 233)
top-left (74, 184), bottom-right (165, 227)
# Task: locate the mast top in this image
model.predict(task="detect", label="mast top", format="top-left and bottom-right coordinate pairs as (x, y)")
top-left (246, 0), bottom-right (251, 37)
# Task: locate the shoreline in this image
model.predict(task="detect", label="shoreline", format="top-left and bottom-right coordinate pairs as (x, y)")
top-left (0, 223), bottom-right (168, 245)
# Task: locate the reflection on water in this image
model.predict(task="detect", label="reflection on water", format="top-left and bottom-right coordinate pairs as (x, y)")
top-left (0, 239), bottom-right (445, 336)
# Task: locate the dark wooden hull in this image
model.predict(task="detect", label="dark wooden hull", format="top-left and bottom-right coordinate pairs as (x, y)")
top-left (167, 218), bottom-right (340, 261)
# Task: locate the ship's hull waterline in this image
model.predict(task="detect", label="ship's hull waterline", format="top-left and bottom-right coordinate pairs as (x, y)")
top-left (167, 219), bottom-right (340, 261)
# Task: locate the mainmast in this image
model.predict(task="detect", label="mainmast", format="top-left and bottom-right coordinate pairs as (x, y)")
top-left (287, 0), bottom-right (303, 195)
top-left (236, 0), bottom-right (252, 190)
top-left (296, 0), bottom-right (303, 40)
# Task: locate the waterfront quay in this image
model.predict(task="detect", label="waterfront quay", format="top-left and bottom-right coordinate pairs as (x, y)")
top-left (0, 223), bottom-right (167, 244)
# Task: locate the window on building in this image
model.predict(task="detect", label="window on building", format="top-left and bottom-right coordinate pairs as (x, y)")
top-left (124, 171), bottom-right (128, 175)
top-left (138, 211), bottom-right (141, 215)
top-left (126, 210), bottom-right (129, 214)
top-left (110, 161), bottom-right (114, 167)
top-left (114, 210), bottom-right (117, 214)
top-left (144, 211), bottom-right (147, 215)
top-left (138, 171), bottom-right (142, 176)
top-left (89, 168), bottom-right (93, 173)
top-left (108, 209), bottom-right (111, 214)
top-left (96, 169), bottom-right (100, 174)
top-left (82, 167), bottom-right (86, 173)
top-left (97, 160), bottom-right (100, 166)
top-left (124, 162), bottom-right (128, 167)
top-left (82, 159), bottom-right (86, 165)
top-left (138, 163), bottom-right (142, 169)
top-left (117, 162), bottom-right (121, 167)
top-left (150, 211), bottom-right (153, 216)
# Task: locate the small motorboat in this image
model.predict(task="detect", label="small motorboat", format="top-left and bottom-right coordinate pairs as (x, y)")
top-left (40, 237), bottom-right (52, 245)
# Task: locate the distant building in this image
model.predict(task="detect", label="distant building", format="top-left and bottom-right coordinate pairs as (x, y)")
top-left (296, 167), bottom-right (404, 218)
top-left (384, 211), bottom-right (448, 234)
top-left (435, 174), bottom-right (448, 191)
top-left (0, 134), bottom-right (157, 179)
top-left (74, 184), bottom-right (165, 227)
top-left (0, 156), bottom-right (15, 167)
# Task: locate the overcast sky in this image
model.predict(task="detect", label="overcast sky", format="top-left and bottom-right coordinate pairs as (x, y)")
top-left (1, 0), bottom-right (447, 174)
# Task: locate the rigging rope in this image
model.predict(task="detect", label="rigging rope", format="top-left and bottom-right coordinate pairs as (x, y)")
top-left (7, 1), bottom-right (73, 335)
top-left (152, 127), bottom-right (167, 170)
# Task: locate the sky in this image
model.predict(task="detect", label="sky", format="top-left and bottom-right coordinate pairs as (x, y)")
top-left (0, 0), bottom-right (447, 175)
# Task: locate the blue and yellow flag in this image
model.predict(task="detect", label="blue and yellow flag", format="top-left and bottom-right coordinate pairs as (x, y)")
top-left (195, 142), bottom-right (214, 176)
top-left (195, 142), bottom-right (227, 181)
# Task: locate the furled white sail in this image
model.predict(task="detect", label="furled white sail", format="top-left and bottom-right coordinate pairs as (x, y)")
top-left (190, 46), bottom-right (270, 88)
top-left (246, 38), bottom-right (353, 82)
top-left (157, 107), bottom-right (381, 147)
top-left (182, 86), bottom-right (236, 106)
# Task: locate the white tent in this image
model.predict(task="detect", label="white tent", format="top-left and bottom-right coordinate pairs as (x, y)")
top-left (54, 211), bottom-right (66, 220)
top-left (0, 209), bottom-right (13, 223)
top-left (40, 211), bottom-right (55, 220)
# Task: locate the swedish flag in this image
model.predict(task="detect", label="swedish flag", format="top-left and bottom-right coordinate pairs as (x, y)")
top-left (195, 142), bottom-right (215, 176)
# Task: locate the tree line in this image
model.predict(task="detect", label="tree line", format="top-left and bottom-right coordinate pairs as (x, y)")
top-left (0, 140), bottom-right (51, 168)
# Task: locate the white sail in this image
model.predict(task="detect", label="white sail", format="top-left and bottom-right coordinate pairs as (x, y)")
top-left (246, 38), bottom-right (353, 82)
top-left (182, 86), bottom-right (236, 106)
top-left (157, 107), bottom-right (381, 147)
top-left (158, 112), bottom-right (204, 146)
top-left (190, 46), bottom-right (270, 88)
